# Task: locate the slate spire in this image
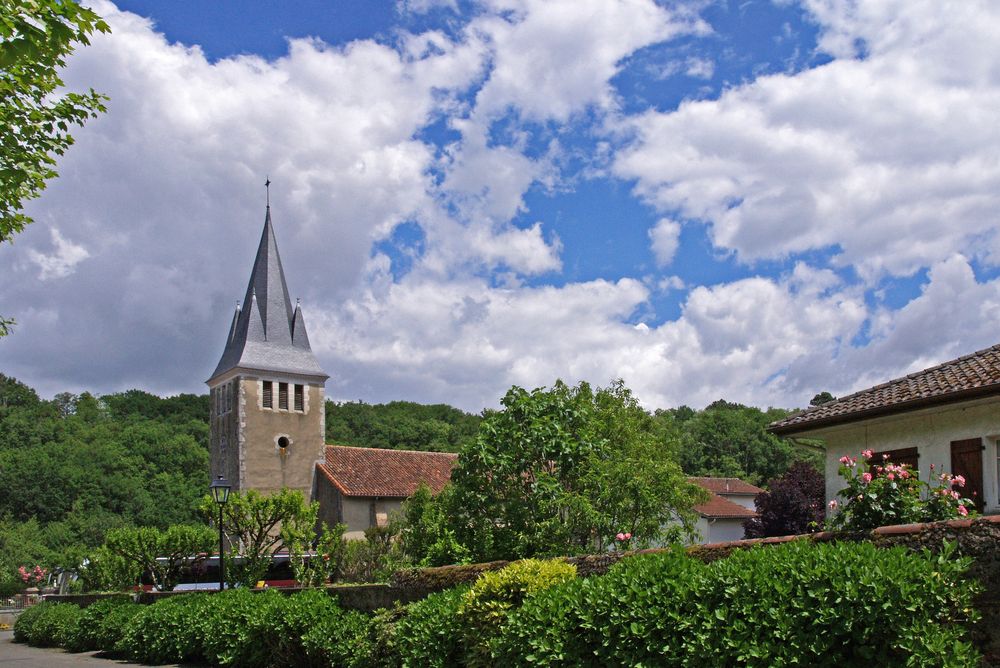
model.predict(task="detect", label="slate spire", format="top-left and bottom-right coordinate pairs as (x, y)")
top-left (209, 206), bottom-right (328, 382)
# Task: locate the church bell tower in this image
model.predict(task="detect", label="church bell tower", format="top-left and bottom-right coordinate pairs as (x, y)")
top-left (207, 200), bottom-right (328, 501)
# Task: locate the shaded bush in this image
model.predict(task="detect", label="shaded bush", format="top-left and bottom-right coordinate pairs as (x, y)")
top-left (299, 597), bottom-right (375, 668)
top-left (62, 595), bottom-right (134, 653)
top-left (392, 585), bottom-right (470, 668)
top-left (744, 461), bottom-right (824, 538)
top-left (12, 601), bottom-right (84, 648)
top-left (118, 593), bottom-right (211, 664)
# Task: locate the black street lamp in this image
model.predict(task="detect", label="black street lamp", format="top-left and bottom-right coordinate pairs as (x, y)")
top-left (209, 476), bottom-right (230, 591)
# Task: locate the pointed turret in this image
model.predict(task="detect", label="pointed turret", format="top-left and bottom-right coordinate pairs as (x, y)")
top-left (209, 207), bottom-right (328, 383)
top-left (226, 302), bottom-right (241, 345)
top-left (291, 300), bottom-right (311, 350)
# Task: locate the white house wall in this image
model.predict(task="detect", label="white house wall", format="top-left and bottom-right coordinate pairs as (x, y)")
top-left (697, 517), bottom-right (748, 544)
top-left (806, 397), bottom-right (1000, 514)
top-left (723, 495), bottom-right (757, 511)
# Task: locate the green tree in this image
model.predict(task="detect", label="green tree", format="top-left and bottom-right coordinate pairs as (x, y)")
top-left (103, 524), bottom-right (215, 591)
top-left (1, 0), bottom-right (109, 242)
top-left (810, 391), bottom-right (836, 406)
top-left (326, 400), bottom-right (481, 453)
top-left (666, 400), bottom-right (811, 486)
top-left (450, 380), bottom-right (705, 561)
top-left (398, 484), bottom-right (470, 567)
top-left (201, 488), bottom-right (317, 588)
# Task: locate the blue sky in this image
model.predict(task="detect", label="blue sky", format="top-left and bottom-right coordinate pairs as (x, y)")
top-left (2, 0), bottom-right (1000, 412)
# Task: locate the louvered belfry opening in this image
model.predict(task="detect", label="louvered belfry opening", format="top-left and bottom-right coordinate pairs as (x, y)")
top-left (278, 382), bottom-right (289, 410)
top-left (262, 380), bottom-right (273, 408)
top-left (294, 384), bottom-right (304, 411)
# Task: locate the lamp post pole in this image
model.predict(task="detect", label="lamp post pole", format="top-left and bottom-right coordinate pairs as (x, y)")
top-left (217, 503), bottom-right (224, 591)
top-left (209, 476), bottom-right (231, 592)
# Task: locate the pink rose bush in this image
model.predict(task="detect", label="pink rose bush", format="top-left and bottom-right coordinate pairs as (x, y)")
top-left (827, 450), bottom-right (976, 532)
top-left (614, 532), bottom-right (633, 549)
top-left (17, 565), bottom-right (47, 588)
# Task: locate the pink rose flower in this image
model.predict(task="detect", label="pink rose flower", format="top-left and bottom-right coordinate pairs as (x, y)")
top-left (958, 505), bottom-right (968, 517)
top-left (839, 456), bottom-right (851, 465)
top-left (887, 473), bottom-right (895, 481)
top-left (861, 449), bottom-right (873, 459)
top-left (861, 472), bottom-right (872, 484)
top-left (624, 533), bottom-right (632, 540)
top-left (954, 475), bottom-right (966, 488)
top-left (828, 500), bottom-right (838, 510)
top-left (616, 532), bottom-right (625, 541)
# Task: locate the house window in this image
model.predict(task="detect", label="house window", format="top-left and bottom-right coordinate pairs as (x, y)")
top-left (278, 382), bottom-right (288, 410)
top-left (262, 381), bottom-right (273, 409)
top-left (294, 384), bottom-right (304, 412)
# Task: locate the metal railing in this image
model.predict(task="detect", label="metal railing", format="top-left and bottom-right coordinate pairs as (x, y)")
top-left (0, 593), bottom-right (42, 612)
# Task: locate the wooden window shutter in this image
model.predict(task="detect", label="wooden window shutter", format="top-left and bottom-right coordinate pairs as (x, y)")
top-left (278, 382), bottom-right (288, 410)
top-left (294, 384), bottom-right (304, 411)
top-left (951, 438), bottom-right (985, 513)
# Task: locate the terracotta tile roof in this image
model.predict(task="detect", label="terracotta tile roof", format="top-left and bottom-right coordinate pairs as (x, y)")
top-left (694, 493), bottom-right (757, 520)
top-left (769, 343), bottom-right (1000, 435)
top-left (689, 477), bottom-right (763, 496)
top-left (318, 445), bottom-right (457, 498)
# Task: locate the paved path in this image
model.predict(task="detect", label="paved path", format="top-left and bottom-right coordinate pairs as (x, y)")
top-left (0, 631), bottom-right (187, 667)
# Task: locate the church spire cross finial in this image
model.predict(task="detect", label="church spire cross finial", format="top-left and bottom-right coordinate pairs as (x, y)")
top-left (265, 176), bottom-right (271, 208)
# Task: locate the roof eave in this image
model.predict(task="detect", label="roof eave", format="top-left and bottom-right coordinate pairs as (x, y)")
top-left (206, 364), bottom-right (330, 386)
top-left (769, 382), bottom-right (1000, 436)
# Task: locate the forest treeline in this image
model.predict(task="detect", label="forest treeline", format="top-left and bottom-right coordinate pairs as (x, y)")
top-left (0, 373), bottom-right (818, 588)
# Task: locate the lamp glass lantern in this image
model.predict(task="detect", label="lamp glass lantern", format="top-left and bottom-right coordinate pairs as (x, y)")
top-left (210, 476), bottom-right (231, 505)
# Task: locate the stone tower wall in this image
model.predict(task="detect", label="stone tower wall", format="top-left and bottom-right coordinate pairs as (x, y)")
top-left (238, 375), bottom-right (325, 501)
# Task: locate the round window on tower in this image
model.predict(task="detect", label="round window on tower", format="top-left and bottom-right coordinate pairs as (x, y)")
top-left (277, 436), bottom-right (290, 451)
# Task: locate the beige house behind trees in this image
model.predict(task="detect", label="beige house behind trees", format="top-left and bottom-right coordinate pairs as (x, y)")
top-left (316, 445), bottom-right (456, 539)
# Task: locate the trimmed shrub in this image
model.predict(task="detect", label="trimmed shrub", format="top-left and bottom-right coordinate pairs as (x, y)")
top-left (118, 593), bottom-right (212, 664)
top-left (690, 540), bottom-right (980, 667)
top-left (499, 541), bottom-right (981, 667)
top-left (12, 601), bottom-right (84, 648)
top-left (392, 584), bottom-right (470, 668)
top-left (63, 596), bottom-right (134, 653)
top-left (459, 558), bottom-right (577, 666)
top-left (299, 598), bottom-right (375, 668)
top-left (199, 588), bottom-right (286, 667)
top-left (498, 548), bottom-right (703, 666)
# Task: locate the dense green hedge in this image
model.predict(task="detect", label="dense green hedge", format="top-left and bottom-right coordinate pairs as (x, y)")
top-left (498, 541), bottom-right (981, 667)
top-left (12, 601), bottom-right (84, 648)
top-left (12, 541), bottom-right (983, 667)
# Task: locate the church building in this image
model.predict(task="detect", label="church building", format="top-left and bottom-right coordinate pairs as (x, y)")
top-left (207, 202), bottom-right (455, 536)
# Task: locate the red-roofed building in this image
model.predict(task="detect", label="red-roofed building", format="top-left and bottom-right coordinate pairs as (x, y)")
top-left (316, 445), bottom-right (458, 538)
top-left (689, 477), bottom-right (762, 544)
top-left (769, 343), bottom-right (1000, 515)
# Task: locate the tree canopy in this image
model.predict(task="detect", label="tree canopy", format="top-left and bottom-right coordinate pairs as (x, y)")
top-left (655, 399), bottom-right (819, 486)
top-left (447, 380), bottom-right (706, 561)
top-left (326, 399), bottom-right (480, 453)
top-left (0, 379), bottom-right (210, 572)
